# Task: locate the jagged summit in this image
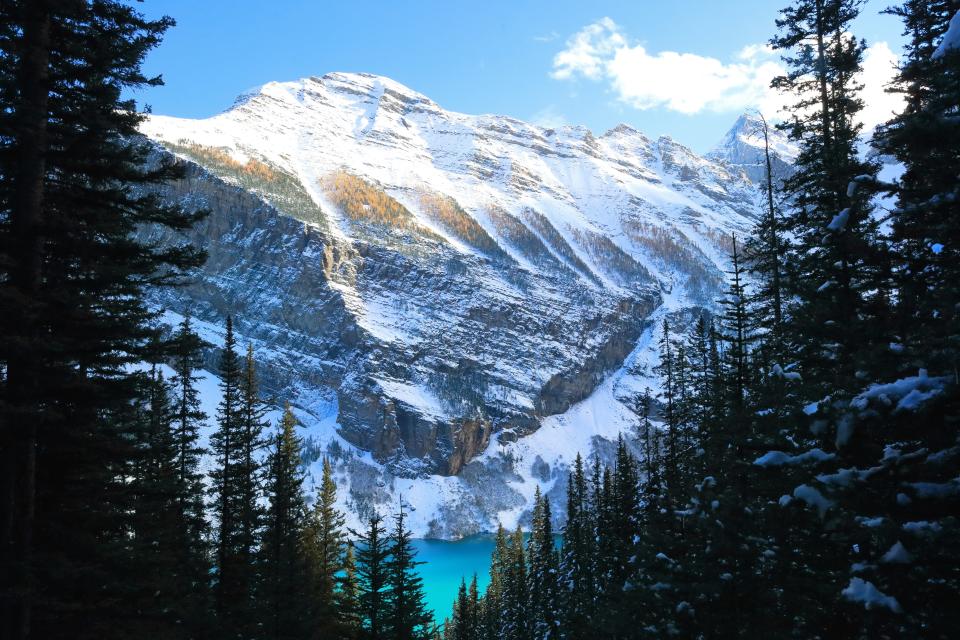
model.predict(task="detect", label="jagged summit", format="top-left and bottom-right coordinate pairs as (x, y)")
top-left (707, 112), bottom-right (798, 183)
top-left (139, 72), bottom-right (783, 537)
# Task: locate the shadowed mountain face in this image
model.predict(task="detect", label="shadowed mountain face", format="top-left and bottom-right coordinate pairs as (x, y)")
top-left (138, 72), bottom-right (788, 534)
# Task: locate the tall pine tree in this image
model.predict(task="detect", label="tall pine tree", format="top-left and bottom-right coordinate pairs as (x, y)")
top-left (259, 403), bottom-right (309, 640)
top-left (0, 2), bottom-right (205, 637)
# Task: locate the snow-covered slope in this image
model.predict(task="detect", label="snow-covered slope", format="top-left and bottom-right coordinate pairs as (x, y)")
top-left (139, 72), bottom-right (783, 536)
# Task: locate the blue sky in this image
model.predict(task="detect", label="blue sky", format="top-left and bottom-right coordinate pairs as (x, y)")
top-left (138, 0), bottom-right (907, 153)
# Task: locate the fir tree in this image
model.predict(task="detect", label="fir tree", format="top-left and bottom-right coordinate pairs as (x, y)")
top-left (259, 403), bottom-right (309, 640)
top-left (386, 505), bottom-right (434, 640)
top-left (209, 317), bottom-right (256, 636)
top-left (0, 2), bottom-right (205, 636)
top-left (355, 512), bottom-right (391, 640)
top-left (559, 454), bottom-right (593, 638)
top-left (502, 527), bottom-right (528, 640)
top-left (304, 457), bottom-right (348, 639)
top-left (527, 488), bottom-right (559, 640)
top-left (339, 543), bottom-right (363, 640)
top-left (168, 316), bottom-right (212, 631)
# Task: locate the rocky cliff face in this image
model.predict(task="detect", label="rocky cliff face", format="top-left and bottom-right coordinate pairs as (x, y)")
top-left (139, 72), bottom-right (788, 536)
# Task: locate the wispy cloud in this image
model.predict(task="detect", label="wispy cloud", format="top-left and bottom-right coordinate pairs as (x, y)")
top-left (533, 31), bottom-right (560, 43)
top-left (531, 105), bottom-right (568, 129)
top-left (550, 17), bottom-right (903, 129)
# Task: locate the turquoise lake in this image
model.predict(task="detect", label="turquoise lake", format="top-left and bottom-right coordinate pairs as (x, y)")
top-left (411, 535), bottom-right (497, 623)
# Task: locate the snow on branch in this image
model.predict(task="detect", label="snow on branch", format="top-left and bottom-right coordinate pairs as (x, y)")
top-left (754, 449), bottom-right (834, 467)
top-left (933, 10), bottom-right (960, 59)
top-left (826, 208), bottom-right (850, 232)
top-left (849, 370), bottom-right (949, 415)
top-left (842, 578), bottom-right (902, 613)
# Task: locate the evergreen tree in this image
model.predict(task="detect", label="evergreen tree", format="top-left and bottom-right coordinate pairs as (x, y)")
top-left (502, 527), bottom-right (528, 640)
top-left (259, 403), bottom-right (309, 640)
top-left (719, 236), bottom-right (751, 418)
top-left (168, 316), bottom-right (212, 632)
top-left (466, 576), bottom-right (479, 640)
top-left (130, 366), bottom-right (197, 638)
top-left (654, 319), bottom-right (680, 485)
top-left (339, 543), bottom-right (363, 640)
top-left (744, 112), bottom-right (787, 354)
top-left (559, 454), bottom-right (593, 638)
top-left (771, 0), bottom-right (889, 397)
top-left (527, 488), bottom-right (559, 640)
top-left (386, 505), bottom-right (433, 640)
top-left (479, 525), bottom-right (509, 640)
top-left (304, 458), bottom-right (348, 639)
top-left (355, 512), bottom-right (391, 640)
top-left (0, 2), bottom-right (205, 636)
top-left (209, 317), bottom-right (255, 636)
top-left (449, 576), bottom-right (479, 640)
top-left (799, 4), bottom-right (960, 636)
top-left (450, 579), bottom-right (469, 640)
top-left (875, 0), bottom-right (960, 378)
top-left (238, 342), bottom-right (269, 618)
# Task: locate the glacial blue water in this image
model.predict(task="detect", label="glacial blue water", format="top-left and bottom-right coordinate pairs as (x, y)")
top-left (410, 535), bottom-right (497, 623)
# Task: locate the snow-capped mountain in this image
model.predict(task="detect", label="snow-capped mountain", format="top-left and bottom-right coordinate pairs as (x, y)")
top-left (706, 113), bottom-right (798, 185)
top-left (139, 72), bottom-right (788, 537)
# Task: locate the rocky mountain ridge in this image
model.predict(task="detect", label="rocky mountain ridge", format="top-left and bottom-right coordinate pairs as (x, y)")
top-left (139, 72), bottom-right (788, 536)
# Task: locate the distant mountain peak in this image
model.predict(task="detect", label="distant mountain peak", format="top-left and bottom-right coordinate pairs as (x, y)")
top-left (707, 113), bottom-right (798, 184)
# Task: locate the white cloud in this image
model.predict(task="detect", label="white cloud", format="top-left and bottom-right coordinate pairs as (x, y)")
top-left (551, 17), bottom-right (903, 129)
top-left (531, 105), bottom-right (568, 129)
top-left (858, 41), bottom-right (905, 133)
top-left (551, 17), bottom-right (625, 81)
top-left (533, 31), bottom-right (560, 43)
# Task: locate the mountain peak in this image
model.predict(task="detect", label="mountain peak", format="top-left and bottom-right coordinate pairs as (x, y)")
top-left (707, 113), bottom-right (797, 183)
top-left (317, 71), bottom-right (435, 104)
top-left (227, 72), bottom-right (437, 116)
top-left (712, 113), bottom-right (798, 161)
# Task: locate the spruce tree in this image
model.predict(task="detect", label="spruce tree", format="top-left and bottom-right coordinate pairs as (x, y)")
top-left (260, 403), bottom-right (309, 640)
top-left (744, 112), bottom-right (787, 354)
top-left (527, 488), bottom-right (559, 640)
top-left (502, 527), bottom-right (528, 640)
top-left (339, 543), bottom-right (363, 640)
top-left (875, 0), bottom-right (960, 378)
top-left (798, 4), bottom-right (960, 635)
top-left (355, 512), bottom-right (391, 640)
top-left (654, 319), bottom-right (680, 486)
top-left (130, 366), bottom-right (194, 638)
top-left (466, 576), bottom-right (479, 640)
top-left (169, 316), bottom-right (212, 631)
top-left (209, 317), bottom-right (254, 636)
top-left (479, 525), bottom-right (509, 640)
top-left (559, 454), bottom-right (593, 638)
top-left (771, 0), bottom-right (888, 397)
top-left (449, 576), bottom-right (478, 640)
top-left (386, 505), bottom-right (433, 640)
top-left (0, 2), bottom-right (205, 636)
top-left (304, 458), bottom-right (348, 639)
top-left (238, 343), bottom-right (269, 590)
